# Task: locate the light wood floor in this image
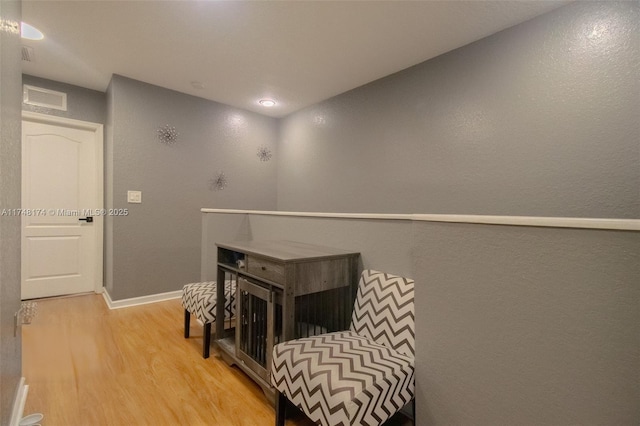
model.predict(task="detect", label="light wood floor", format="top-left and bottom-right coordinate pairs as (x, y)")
top-left (22, 294), bottom-right (411, 426)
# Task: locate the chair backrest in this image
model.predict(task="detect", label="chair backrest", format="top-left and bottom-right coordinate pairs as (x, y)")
top-left (350, 269), bottom-right (415, 358)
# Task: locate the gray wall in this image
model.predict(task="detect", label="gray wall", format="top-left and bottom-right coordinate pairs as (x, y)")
top-left (107, 75), bottom-right (278, 300)
top-left (267, 1), bottom-right (640, 424)
top-left (22, 74), bottom-right (106, 124)
top-left (413, 221), bottom-right (639, 425)
top-left (0, 0), bottom-right (23, 424)
top-left (201, 212), bottom-right (640, 425)
top-left (277, 1), bottom-right (639, 219)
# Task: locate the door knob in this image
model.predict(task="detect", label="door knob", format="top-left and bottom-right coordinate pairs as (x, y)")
top-left (78, 216), bottom-right (93, 223)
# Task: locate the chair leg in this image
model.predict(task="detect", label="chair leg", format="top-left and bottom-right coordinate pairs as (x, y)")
top-left (412, 398), bottom-right (416, 425)
top-left (184, 310), bottom-right (190, 338)
top-left (203, 322), bottom-right (211, 359)
top-left (275, 390), bottom-right (287, 426)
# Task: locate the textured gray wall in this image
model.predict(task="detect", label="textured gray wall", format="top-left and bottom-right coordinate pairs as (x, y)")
top-left (22, 74), bottom-right (106, 124)
top-left (201, 212), bottom-right (640, 425)
top-left (267, 2), bottom-right (640, 424)
top-left (413, 222), bottom-right (640, 425)
top-left (108, 75), bottom-right (278, 300)
top-left (0, 1), bottom-right (23, 424)
top-left (277, 1), bottom-right (640, 219)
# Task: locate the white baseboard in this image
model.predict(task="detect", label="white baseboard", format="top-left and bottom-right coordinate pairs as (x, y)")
top-left (10, 377), bottom-right (29, 426)
top-left (102, 289), bottom-right (182, 310)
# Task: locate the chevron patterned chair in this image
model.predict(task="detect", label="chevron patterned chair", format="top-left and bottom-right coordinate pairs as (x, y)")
top-left (182, 280), bottom-right (236, 359)
top-left (271, 269), bottom-right (415, 426)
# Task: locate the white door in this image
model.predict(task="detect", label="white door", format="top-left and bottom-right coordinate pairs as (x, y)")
top-left (21, 113), bottom-right (103, 299)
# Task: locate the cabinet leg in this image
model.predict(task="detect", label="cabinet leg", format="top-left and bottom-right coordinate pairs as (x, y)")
top-left (275, 390), bottom-right (287, 426)
top-left (413, 398), bottom-right (416, 425)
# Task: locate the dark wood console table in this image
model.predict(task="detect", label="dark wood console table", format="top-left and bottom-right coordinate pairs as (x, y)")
top-left (215, 240), bottom-right (360, 399)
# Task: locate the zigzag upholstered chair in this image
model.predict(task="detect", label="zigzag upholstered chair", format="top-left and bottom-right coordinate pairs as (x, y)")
top-left (271, 270), bottom-right (415, 426)
top-left (182, 281), bottom-right (236, 358)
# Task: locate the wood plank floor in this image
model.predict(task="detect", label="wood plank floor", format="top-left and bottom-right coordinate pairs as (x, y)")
top-left (22, 294), bottom-right (412, 426)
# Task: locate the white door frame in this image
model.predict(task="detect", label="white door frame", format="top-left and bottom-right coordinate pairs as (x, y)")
top-left (22, 110), bottom-right (104, 295)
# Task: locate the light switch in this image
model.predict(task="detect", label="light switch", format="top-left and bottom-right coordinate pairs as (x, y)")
top-left (127, 190), bottom-right (142, 204)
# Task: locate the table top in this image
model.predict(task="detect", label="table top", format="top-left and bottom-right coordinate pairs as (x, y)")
top-left (216, 239), bottom-right (359, 262)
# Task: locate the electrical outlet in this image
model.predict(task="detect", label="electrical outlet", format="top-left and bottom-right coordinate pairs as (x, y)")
top-left (127, 190), bottom-right (142, 203)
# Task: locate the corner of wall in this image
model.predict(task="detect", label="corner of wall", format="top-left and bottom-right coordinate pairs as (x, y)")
top-left (0, 0), bottom-right (25, 424)
top-left (104, 78), bottom-right (115, 294)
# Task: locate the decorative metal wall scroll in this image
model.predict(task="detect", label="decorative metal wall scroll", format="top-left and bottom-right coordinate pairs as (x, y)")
top-left (210, 171), bottom-right (228, 191)
top-left (256, 145), bottom-right (272, 162)
top-left (157, 124), bottom-right (178, 145)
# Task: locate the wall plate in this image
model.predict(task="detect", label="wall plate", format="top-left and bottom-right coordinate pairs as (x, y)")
top-left (127, 191), bottom-right (142, 203)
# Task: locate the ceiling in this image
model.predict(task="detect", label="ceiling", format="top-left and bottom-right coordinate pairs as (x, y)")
top-left (21, 1), bottom-right (570, 118)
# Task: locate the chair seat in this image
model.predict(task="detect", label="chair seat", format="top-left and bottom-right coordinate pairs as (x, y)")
top-left (271, 330), bottom-right (415, 426)
top-left (182, 281), bottom-right (235, 324)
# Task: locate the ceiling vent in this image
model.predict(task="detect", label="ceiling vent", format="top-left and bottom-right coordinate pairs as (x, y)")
top-left (22, 46), bottom-right (35, 62)
top-left (23, 85), bottom-right (67, 111)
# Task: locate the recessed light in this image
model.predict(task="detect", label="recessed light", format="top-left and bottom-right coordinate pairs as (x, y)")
top-left (258, 99), bottom-right (276, 107)
top-left (21, 22), bottom-right (44, 40)
top-left (191, 81), bottom-right (205, 90)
